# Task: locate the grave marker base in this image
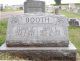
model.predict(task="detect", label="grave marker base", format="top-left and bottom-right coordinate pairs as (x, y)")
top-left (0, 42), bottom-right (76, 61)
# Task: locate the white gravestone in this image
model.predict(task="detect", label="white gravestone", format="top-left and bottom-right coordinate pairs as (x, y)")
top-left (6, 13), bottom-right (69, 47)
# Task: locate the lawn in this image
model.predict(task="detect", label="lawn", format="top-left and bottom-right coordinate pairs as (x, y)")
top-left (60, 10), bottom-right (80, 18)
top-left (60, 10), bottom-right (80, 54)
top-left (1, 6), bottom-right (23, 12)
top-left (0, 19), bottom-right (7, 45)
top-left (69, 26), bottom-right (80, 54)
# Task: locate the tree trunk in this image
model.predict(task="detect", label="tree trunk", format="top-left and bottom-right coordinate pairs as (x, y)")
top-left (54, 6), bottom-right (60, 15)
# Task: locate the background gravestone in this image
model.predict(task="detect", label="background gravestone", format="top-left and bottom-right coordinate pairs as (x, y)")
top-left (69, 18), bottom-right (79, 26)
top-left (0, 4), bottom-right (3, 11)
top-left (24, 0), bottom-right (45, 13)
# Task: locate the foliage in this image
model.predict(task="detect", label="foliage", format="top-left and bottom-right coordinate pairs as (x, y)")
top-left (54, 0), bottom-right (61, 5)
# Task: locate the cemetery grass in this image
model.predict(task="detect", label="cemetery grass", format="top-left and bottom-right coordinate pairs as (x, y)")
top-left (1, 6), bottom-right (22, 12)
top-left (0, 19), bottom-right (7, 45)
top-left (69, 26), bottom-right (80, 55)
top-left (0, 19), bottom-right (80, 59)
top-left (60, 10), bottom-right (80, 18)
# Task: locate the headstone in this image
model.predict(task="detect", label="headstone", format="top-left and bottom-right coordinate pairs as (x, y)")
top-left (69, 18), bottom-right (79, 26)
top-left (0, 1), bottom-right (76, 61)
top-left (0, 13), bottom-right (76, 61)
top-left (24, 0), bottom-right (45, 13)
top-left (6, 13), bottom-right (69, 47)
top-left (0, 4), bottom-right (3, 11)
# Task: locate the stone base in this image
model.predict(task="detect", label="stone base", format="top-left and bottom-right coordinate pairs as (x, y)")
top-left (0, 42), bottom-right (76, 61)
top-left (6, 41), bottom-right (69, 47)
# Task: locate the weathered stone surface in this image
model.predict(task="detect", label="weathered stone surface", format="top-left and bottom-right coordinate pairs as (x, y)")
top-left (6, 13), bottom-right (69, 47)
top-left (0, 42), bottom-right (76, 61)
top-left (24, 0), bottom-right (45, 13)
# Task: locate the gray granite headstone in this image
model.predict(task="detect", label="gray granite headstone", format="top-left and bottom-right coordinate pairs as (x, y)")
top-left (0, 1), bottom-right (76, 61)
top-left (69, 18), bottom-right (79, 26)
top-left (0, 4), bottom-right (3, 11)
top-left (24, 0), bottom-right (45, 13)
top-left (6, 13), bottom-right (69, 47)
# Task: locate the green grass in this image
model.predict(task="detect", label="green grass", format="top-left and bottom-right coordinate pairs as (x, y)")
top-left (69, 26), bottom-right (80, 54)
top-left (60, 10), bottom-right (80, 18)
top-left (1, 6), bottom-right (22, 12)
top-left (2, 6), bottom-right (15, 12)
top-left (69, 27), bottom-right (80, 48)
top-left (60, 10), bottom-right (80, 53)
top-left (0, 19), bottom-right (7, 45)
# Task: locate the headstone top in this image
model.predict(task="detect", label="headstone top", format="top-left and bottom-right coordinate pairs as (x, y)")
top-left (24, 0), bottom-right (45, 13)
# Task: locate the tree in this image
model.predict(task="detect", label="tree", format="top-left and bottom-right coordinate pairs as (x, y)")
top-left (54, 0), bottom-right (61, 5)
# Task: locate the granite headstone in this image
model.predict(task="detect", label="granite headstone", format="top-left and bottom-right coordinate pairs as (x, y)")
top-left (24, 0), bottom-right (45, 13)
top-left (69, 18), bottom-right (79, 26)
top-left (0, 0), bottom-right (76, 61)
top-left (6, 13), bottom-right (69, 47)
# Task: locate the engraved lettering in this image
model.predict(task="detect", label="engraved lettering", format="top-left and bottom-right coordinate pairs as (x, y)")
top-left (25, 17), bottom-right (51, 23)
top-left (36, 18), bottom-right (40, 23)
top-left (30, 17), bottom-right (35, 23)
top-left (26, 17), bottom-right (29, 23)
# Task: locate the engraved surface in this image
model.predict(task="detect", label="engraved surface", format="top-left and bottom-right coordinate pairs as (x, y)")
top-left (6, 13), bottom-right (69, 47)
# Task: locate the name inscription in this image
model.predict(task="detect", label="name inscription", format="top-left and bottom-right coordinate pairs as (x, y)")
top-left (11, 16), bottom-right (57, 24)
top-left (25, 17), bottom-right (55, 23)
